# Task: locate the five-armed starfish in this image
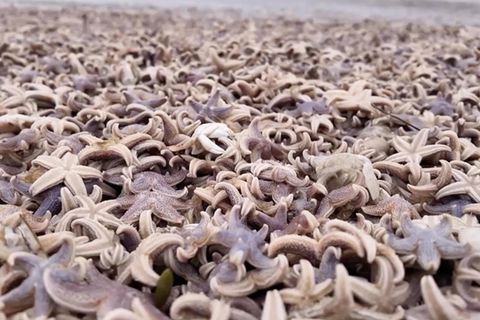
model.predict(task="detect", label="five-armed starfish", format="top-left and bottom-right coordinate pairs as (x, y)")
top-left (116, 171), bottom-right (189, 224)
top-left (30, 152), bottom-right (102, 196)
top-left (387, 214), bottom-right (467, 272)
top-left (44, 260), bottom-right (169, 319)
top-left (0, 237), bottom-right (74, 318)
top-left (436, 168), bottom-right (480, 203)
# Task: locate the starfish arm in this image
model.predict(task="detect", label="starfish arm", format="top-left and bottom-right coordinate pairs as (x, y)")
top-left (32, 282), bottom-right (53, 318)
top-left (97, 199), bottom-right (122, 212)
top-left (152, 199), bottom-right (184, 224)
top-left (421, 276), bottom-right (462, 319)
top-left (108, 144), bottom-right (134, 165)
top-left (33, 156), bottom-right (63, 169)
top-left (197, 135), bottom-right (225, 154)
top-left (262, 290), bottom-right (287, 320)
top-left (384, 153), bottom-right (409, 163)
top-left (435, 182), bottom-right (466, 200)
top-left (30, 167), bottom-right (65, 196)
top-left (120, 197), bottom-right (147, 223)
top-left (391, 136), bottom-right (411, 153)
top-left (48, 237), bottom-right (75, 266)
top-left (97, 212), bottom-right (123, 228)
top-left (8, 252), bottom-right (43, 272)
top-left (467, 186), bottom-right (480, 203)
top-left (246, 247), bottom-right (276, 269)
top-left (388, 237), bottom-right (417, 254)
top-left (416, 241), bottom-right (441, 272)
top-left (71, 165), bottom-right (102, 179)
top-left (76, 239), bottom-right (114, 256)
top-left (44, 267), bottom-right (105, 313)
top-left (0, 277), bottom-right (35, 313)
top-left (435, 237), bottom-right (467, 259)
top-left (116, 194), bottom-right (137, 208)
top-left (65, 172), bottom-right (88, 195)
top-left (329, 264), bottom-right (354, 311)
top-left (268, 235), bottom-right (320, 263)
top-left (417, 144), bottom-right (451, 157)
top-left (432, 217), bottom-right (452, 237)
top-left (34, 185), bottom-right (62, 217)
top-left (451, 169), bottom-right (469, 182)
top-left (350, 277), bottom-right (381, 304)
top-left (411, 129), bottom-right (429, 150)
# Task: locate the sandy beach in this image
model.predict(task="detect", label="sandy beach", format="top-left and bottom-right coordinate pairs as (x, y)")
top-left (1, 2), bottom-right (480, 320)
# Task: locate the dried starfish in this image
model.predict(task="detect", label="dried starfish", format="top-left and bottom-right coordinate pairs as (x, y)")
top-left (30, 152), bottom-right (102, 196)
top-left (44, 259), bottom-right (169, 319)
top-left (385, 128), bottom-right (450, 181)
top-left (0, 236), bottom-right (74, 318)
top-left (387, 214), bottom-right (467, 272)
top-left (436, 168), bottom-right (480, 203)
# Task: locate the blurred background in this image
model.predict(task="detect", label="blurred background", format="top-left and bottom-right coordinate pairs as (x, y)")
top-left (1, 0), bottom-right (480, 25)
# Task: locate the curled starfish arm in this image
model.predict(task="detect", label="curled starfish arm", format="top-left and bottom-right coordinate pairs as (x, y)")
top-left (268, 235), bottom-right (320, 263)
top-left (7, 252), bottom-right (44, 273)
top-left (420, 276), bottom-right (463, 319)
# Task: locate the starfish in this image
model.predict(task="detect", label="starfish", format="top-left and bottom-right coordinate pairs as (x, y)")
top-left (191, 123), bottom-right (234, 155)
top-left (126, 171), bottom-right (186, 196)
top-left (30, 152), bottom-right (102, 196)
top-left (436, 168), bottom-right (480, 203)
top-left (387, 214), bottom-right (467, 272)
top-left (0, 179), bottom-right (19, 204)
top-left (248, 201), bottom-right (288, 232)
top-left (422, 198), bottom-right (472, 217)
top-left (406, 275), bottom-right (465, 319)
top-left (262, 290), bottom-right (287, 320)
top-left (285, 99), bottom-right (329, 117)
top-left (0, 128), bottom-right (37, 152)
top-left (13, 178), bottom-right (98, 217)
top-left (55, 196), bottom-right (121, 231)
top-left (44, 260), bottom-right (169, 319)
top-left (0, 237), bottom-right (74, 318)
top-left (237, 118), bottom-right (286, 161)
top-left (77, 133), bottom-right (148, 166)
top-left (386, 129), bottom-right (450, 164)
top-left (324, 80), bottom-right (394, 114)
top-left (212, 205), bottom-right (275, 269)
top-left (116, 191), bottom-right (187, 224)
top-left (362, 194), bottom-right (421, 219)
top-left (189, 89), bottom-right (232, 122)
top-left (65, 218), bottom-right (117, 258)
top-left (385, 129), bottom-right (450, 181)
top-left (316, 184), bottom-right (369, 219)
top-left (280, 259), bottom-right (333, 306)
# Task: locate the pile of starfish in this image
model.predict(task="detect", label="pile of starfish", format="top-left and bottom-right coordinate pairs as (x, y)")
top-left (1, 5), bottom-right (480, 320)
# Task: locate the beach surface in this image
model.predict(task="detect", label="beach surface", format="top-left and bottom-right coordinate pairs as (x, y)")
top-left (2, 0), bottom-right (480, 25)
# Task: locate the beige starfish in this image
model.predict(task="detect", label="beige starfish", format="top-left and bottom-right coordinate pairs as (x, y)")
top-left (324, 80), bottom-right (394, 114)
top-left (191, 123), bottom-right (234, 155)
top-left (30, 152), bottom-right (102, 196)
top-left (436, 168), bottom-right (480, 203)
top-left (280, 259), bottom-right (333, 306)
top-left (55, 196), bottom-right (121, 232)
top-left (385, 129), bottom-right (450, 181)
